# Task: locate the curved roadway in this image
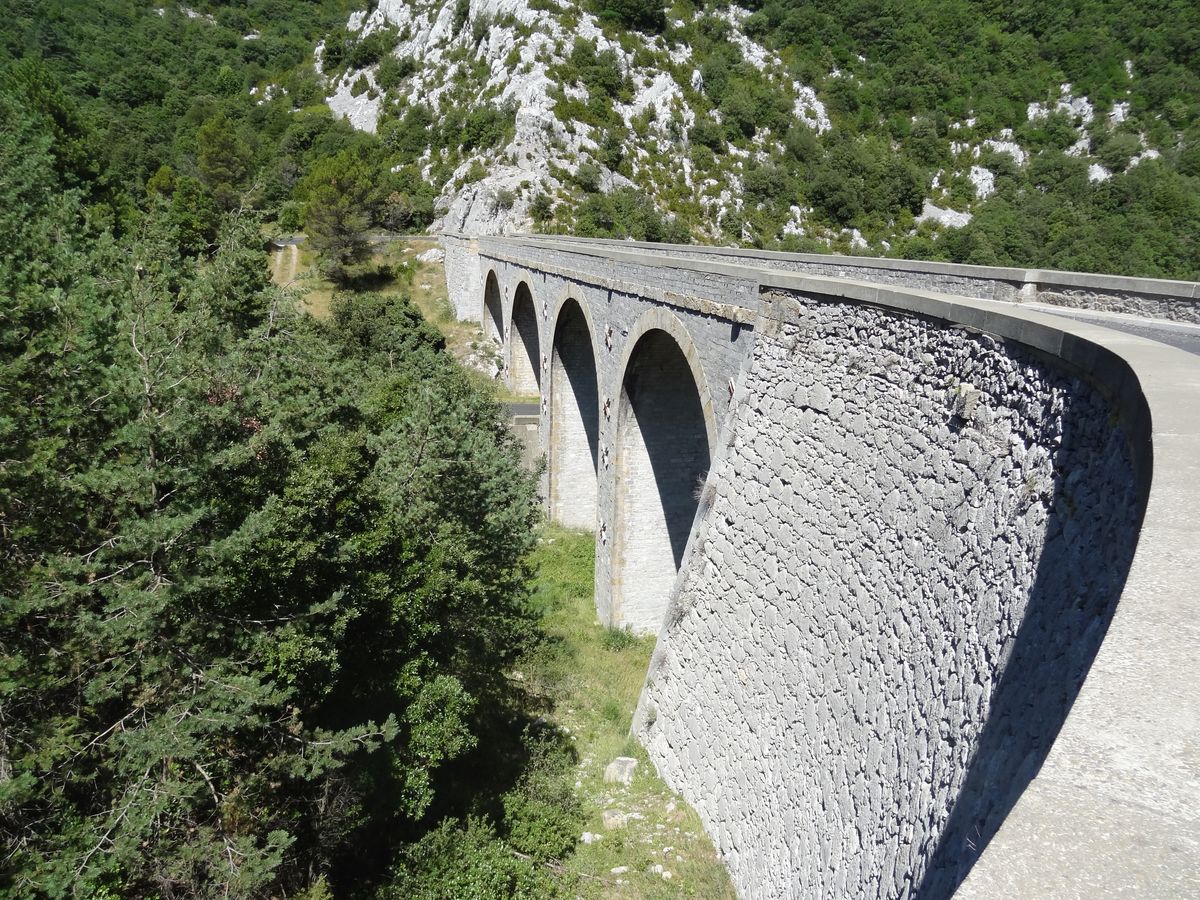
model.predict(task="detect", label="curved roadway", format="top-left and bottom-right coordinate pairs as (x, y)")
top-left (1028, 303), bottom-right (1200, 356)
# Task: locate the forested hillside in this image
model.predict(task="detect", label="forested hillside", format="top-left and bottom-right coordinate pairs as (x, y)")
top-left (0, 0), bottom-right (438, 279)
top-left (0, 0), bottom-right (1196, 894)
top-left (0, 76), bottom-right (547, 893)
top-left (1, 3), bottom-right (560, 896)
top-left (323, 0), bottom-right (1199, 278)
top-left (4, 0), bottom-right (1195, 278)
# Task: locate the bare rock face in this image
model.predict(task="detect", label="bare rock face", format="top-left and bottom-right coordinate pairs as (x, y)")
top-left (323, 0), bottom-right (828, 239)
top-left (604, 756), bottom-right (639, 786)
top-left (437, 176), bottom-right (533, 236)
top-left (326, 75), bottom-right (382, 133)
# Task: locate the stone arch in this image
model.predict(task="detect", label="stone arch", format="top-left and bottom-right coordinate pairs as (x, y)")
top-left (549, 296), bottom-right (599, 530)
top-left (612, 309), bottom-right (716, 633)
top-left (508, 281), bottom-right (541, 396)
top-left (482, 269), bottom-right (503, 343)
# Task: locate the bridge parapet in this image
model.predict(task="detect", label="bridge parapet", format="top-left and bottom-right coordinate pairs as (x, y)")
top-left (439, 232), bottom-right (1200, 899)
top-left (522, 235), bottom-right (1200, 323)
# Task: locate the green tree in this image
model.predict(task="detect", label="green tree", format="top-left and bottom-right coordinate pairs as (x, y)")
top-left (530, 192), bottom-right (554, 225)
top-left (589, 0), bottom-right (665, 32)
top-left (296, 149), bottom-right (377, 282)
top-left (1, 95), bottom-right (542, 896)
top-left (167, 175), bottom-right (222, 256)
top-left (196, 114), bottom-right (253, 209)
top-left (2, 58), bottom-right (101, 190)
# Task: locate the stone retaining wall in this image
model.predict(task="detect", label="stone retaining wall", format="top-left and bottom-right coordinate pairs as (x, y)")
top-left (441, 233), bottom-right (482, 320)
top-left (634, 291), bottom-right (1140, 899)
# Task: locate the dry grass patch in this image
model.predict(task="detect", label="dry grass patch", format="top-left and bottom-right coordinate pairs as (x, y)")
top-left (523, 527), bottom-right (734, 898)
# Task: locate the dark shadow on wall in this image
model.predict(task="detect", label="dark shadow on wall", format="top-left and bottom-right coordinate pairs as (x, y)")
top-left (622, 330), bottom-right (711, 568)
top-left (511, 283), bottom-right (541, 393)
top-left (484, 271), bottom-right (503, 342)
top-left (554, 302), bottom-right (599, 471)
top-left (913, 380), bottom-right (1151, 899)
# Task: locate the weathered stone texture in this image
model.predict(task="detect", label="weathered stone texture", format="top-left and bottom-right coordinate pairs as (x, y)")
top-left (1035, 288), bottom-right (1200, 322)
top-left (635, 292), bottom-right (1139, 899)
top-left (441, 234), bottom-right (483, 320)
top-left (463, 245), bottom-right (754, 631)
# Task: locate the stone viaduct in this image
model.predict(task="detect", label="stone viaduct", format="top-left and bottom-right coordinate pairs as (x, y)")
top-left (440, 233), bottom-right (1200, 899)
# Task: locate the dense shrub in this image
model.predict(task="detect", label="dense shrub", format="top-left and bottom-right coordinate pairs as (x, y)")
top-left (589, 0), bottom-right (665, 33)
top-left (575, 187), bottom-right (690, 242)
top-left (382, 819), bottom-right (561, 900)
top-left (376, 54), bottom-right (417, 92)
top-left (0, 95), bottom-right (543, 894)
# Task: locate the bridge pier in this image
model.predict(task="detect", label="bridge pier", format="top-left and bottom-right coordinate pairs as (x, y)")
top-left (548, 298), bottom-right (599, 531)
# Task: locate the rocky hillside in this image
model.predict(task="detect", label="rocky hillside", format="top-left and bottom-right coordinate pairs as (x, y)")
top-left (318, 0), bottom-right (1200, 276)
top-left (322, 0), bottom-right (825, 237)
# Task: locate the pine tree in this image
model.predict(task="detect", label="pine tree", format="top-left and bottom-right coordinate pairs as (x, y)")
top-left (1, 91), bottom-right (540, 897)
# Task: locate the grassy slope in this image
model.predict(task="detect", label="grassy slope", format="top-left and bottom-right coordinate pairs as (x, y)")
top-left (524, 527), bottom-right (734, 898)
top-left (269, 241), bottom-right (728, 893)
top-left (267, 235), bottom-right (542, 403)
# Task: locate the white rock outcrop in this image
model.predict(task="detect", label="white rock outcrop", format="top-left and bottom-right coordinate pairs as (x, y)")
top-left (325, 0), bottom-right (829, 236)
top-left (916, 200), bottom-right (972, 229)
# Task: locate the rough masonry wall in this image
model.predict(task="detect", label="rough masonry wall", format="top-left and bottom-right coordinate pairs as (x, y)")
top-left (634, 293), bottom-right (1140, 899)
top-left (467, 247), bottom-right (755, 628)
top-left (1034, 286), bottom-right (1200, 322)
top-left (441, 235), bottom-right (483, 320)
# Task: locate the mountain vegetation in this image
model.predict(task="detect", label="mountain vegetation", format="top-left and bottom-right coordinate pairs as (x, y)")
top-left (5, 0), bottom-right (1195, 279)
top-left (0, 0), bottom-right (1196, 894)
top-left (328, 0), bottom-right (1199, 279)
top-left (0, 72), bottom-right (556, 892)
top-left (0, 6), bottom-right (574, 895)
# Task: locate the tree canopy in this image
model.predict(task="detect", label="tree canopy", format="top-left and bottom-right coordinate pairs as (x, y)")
top-left (0, 78), bottom-right (545, 897)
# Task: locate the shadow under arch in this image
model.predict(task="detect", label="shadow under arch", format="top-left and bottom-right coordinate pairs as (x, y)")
top-left (483, 269), bottom-right (503, 343)
top-left (548, 297), bottom-right (599, 531)
top-left (612, 310), bottom-right (716, 634)
top-left (509, 281), bottom-right (541, 396)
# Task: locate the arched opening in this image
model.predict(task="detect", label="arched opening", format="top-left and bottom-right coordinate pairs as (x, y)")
top-left (509, 282), bottom-right (541, 396)
top-left (613, 329), bottom-right (711, 633)
top-left (483, 270), bottom-right (503, 344)
top-left (549, 299), bottom-right (599, 530)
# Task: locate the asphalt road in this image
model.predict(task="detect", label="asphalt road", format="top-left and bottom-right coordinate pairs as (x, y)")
top-left (1027, 303), bottom-right (1200, 357)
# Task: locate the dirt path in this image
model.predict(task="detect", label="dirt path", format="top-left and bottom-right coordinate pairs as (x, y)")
top-left (268, 242), bottom-right (300, 286)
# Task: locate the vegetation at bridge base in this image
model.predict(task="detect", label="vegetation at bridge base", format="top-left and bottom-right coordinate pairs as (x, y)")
top-left (0, 71), bottom-right (729, 897)
top-left (0, 78), bottom-right (544, 894)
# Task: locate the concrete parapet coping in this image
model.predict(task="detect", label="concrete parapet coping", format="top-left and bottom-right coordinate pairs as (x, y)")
top-left (486, 232), bottom-right (1200, 301)
top-left (442, 232), bottom-right (1200, 894)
